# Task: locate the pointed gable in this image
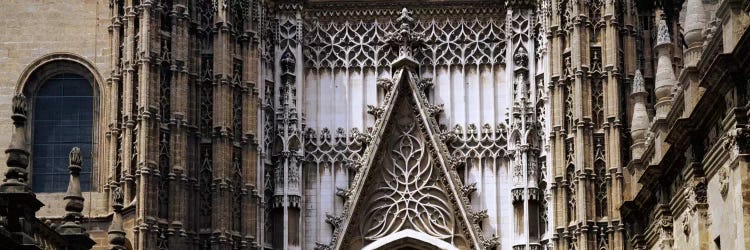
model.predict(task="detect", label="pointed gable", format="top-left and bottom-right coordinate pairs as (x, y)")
top-left (325, 67), bottom-right (488, 249)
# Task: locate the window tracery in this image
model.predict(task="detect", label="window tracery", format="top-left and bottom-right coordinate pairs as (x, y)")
top-left (303, 17), bottom-right (506, 69)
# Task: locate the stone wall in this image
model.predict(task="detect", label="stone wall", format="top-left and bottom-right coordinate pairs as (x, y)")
top-left (0, 0), bottom-right (111, 247)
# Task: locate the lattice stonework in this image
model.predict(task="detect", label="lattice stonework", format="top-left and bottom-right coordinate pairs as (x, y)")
top-left (363, 117), bottom-right (454, 240)
top-left (304, 17), bottom-right (506, 69)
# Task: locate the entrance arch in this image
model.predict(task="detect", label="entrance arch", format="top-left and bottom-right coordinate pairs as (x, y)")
top-left (363, 229), bottom-right (459, 250)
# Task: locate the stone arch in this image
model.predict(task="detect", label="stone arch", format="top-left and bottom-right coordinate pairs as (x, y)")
top-left (16, 53), bottom-right (105, 192)
top-left (362, 229), bottom-right (459, 250)
top-left (16, 52), bottom-right (104, 95)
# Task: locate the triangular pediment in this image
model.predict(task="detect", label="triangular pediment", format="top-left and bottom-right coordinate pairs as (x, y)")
top-left (327, 67), bottom-right (486, 249)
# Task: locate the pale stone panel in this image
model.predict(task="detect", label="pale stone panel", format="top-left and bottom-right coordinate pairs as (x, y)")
top-left (450, 66), bottom-right (466, 126)
top-left (303, 163), bottom-right (319, 250)
top-left (497, 160), bottom-right (513, 250)
top-left (332, 69), bottom-right (348, 130)
top-left (466, 66), bottom-right (481, 125)
top-left (494, 65), bottom-right (508, 126)
top-left (435, 66), bottom-right (452, 125)
top-left (334, 163), bottom-right (347, 213)
top-left (349, 70), bottom-right (364, 129)
top-left (319, 163), bottom-right (334, 242)
top-left (481, 158), bottom-right (499, 237)
top-left (480, 65), bottom-right (496, 125)
top-left (468, 158), bottom-right (481, 210)
top-left (304, 70), bottom-right (319, 129)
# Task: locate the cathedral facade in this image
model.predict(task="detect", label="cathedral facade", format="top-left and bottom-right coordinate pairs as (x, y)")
top-left (0, 0), bottom-right (749, 249)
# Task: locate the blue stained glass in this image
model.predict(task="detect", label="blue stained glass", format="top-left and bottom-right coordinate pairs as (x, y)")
top-left (32, 74), bottom-right (94, 193)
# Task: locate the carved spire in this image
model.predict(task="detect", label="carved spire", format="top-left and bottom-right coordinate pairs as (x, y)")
top-left (684, 0), bottom-right (706, 67)
top-left (630, 70), bottom-right (650, 160)
top-left (656, 18), bottom-right (672, 47)
top-left (385, 8), bottom-right (424, 69)
top-left (0, 94), bottom-right (32, 193)
top-left (632, 69), bottom-right (646, 94)
top-left (108, 186), bottom-right (127, 250)
top-left (684, 0), bottom-right (707, 46)
top-left (57, 147), bottom-right (95, 249)
top-left (654, 18), bottom-right (676, 119)
top-left (61, 147), bottom-right (85, 229)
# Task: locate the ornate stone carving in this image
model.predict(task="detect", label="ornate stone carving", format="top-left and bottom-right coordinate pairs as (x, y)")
top-left (469, 209), bottom-right (488, 224)
top-left (718, 167), bottom-right (729, 199)
top-left (482, 234), bottom-right (500, 248)
top-left (335, 187), bottom-right (352, 200)
top-left (314, 242), bottom-right (332, 250)
top-left (361, 119), bottom-right (454, 240)
top-left (326, 213), bottom-right (344, 229)
top-left (303, 11), bottom-right (506, 68)
top-left (366, 105), bottom-right (385, 119)
top-left (682, 214), bottom-right (690, 236)
top-left (460, 182), bottom-right (477, 197)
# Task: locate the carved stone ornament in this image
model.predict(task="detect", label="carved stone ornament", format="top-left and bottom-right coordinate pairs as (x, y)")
top-left (719, 167), bottom-right (729, 199)
top-left (513, 46), bottom-right (529, 68)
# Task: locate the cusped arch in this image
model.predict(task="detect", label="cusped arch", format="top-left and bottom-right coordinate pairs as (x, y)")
top-left (16, 52), bottom-right (104, 96)
top-left (362, 229), bottom-right (459, 250)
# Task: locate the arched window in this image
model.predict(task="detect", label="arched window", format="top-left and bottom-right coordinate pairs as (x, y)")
top-left (32, 73), bottom-right (93, 192)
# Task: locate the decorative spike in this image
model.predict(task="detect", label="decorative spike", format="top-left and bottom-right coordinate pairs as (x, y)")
top-left (60, 148), bottom-right (85, 231)
top-left (655, 18), bottom-right (672, 47)
top-left (684, 0), bottom-right (706, 47)
top-left (325, 213), bottom-right (343, 229)
top-left (108, 186), bottom-right (127, 250)
top-left (335, 187), bottom-right (351, 200)
top-left (425, 103), bottom-right (444, 117)
top-left (461, 182), bottom-right (478, 197)
top-left (630, 70), bottom-right (650, 160)
top-left (366, 105), bottom-right (385, 119)
top-left (654, 20), bottom-right (677, 119)
top-left (469, 209), bottom-right (488, 224)
top-left (57, 147), bottom-right (96, 249)
top-left (376, 78), bottom-right (394, 92)
top-left (633, 69), bottom-right (646, 94)
top-left (481, 234), bottom-right (501, 249)
top-left (0, 94), bottom-right (31, 193)
top-left (314, 242), bottom-right (333, 250)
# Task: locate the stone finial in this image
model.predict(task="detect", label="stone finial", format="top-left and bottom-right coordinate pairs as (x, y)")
top-left (70, 147), bottom-right (82, 167)
top-left (630, 70), bottom-right (650, 160)
top-left (656, 19), bottom-right (671, 47)
top-left (56, 147), bottom-right (95, 249)
top-left (385, 8), bottom-right (424, 68)
top-left (57, 147), bottom-right (88, 235)
top-left (633, 69), bottom-right (646, 94)
top-left (684, 0), bottom-right (707, 46)
top-left (108, 185), bottom-right (127, 250)
top-left (11, 94), bottom-right (27, 116)
top-left (654, 19), bottom-right (677, 117)
top-left (0, 94), bottom-right (32, 193)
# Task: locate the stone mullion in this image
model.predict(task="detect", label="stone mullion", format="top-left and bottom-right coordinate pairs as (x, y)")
top-left (212, 5), bottom-right (234, 248)
top-left (108, 0), bottom-right (124, 198)
top-left (242, 38), bottom-right (260, 247)
top-left (169, 1), bottom-right (190, 249)
top-left (121, 0), bottom-right (138, 208)
top-left (136, 1), bottom-right (162, 249)
top-left (602, 1), bottom-right (624, 249)
top-left (569, 2), bottom-right (591, 250)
